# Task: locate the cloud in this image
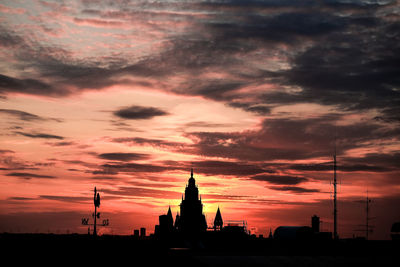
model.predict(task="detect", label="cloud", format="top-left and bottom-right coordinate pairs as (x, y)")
top-left (109, 115), bottom-right (400, 169)
top-left (185, 160), bottom-right (267, 176)
top-left (102, 186), bottom-right (181, 200)
top-left (269, 186), bottom-right (320, 194)
top-left (39, 195), bottom-right (89, 203)
top-left (111, 137), bottom-right (186, 149)
top-left (7, 197), bottom-right (36, 201)
top-left (73, 17), bottom-right (125, 28)
top-left (288, 162), bottom-right (395, 173)
top-left (113, 105), bottom-right (169, 120)
top-left (183, 121), bottom-right (235, 128)
top-left (99, 162), bottom-right (173, 174)
top-left (95, 158), bottom-right (270, 178)
top-left (250, 174), bottom-right (307, 185)
top-left (45, 141), bottom-right (77, 147)
top-left (0, 74), bottom-right (64, 97)
top-left (98, 152), bottom-right (151, 162)
top-left (0, 109), bottom-right (44, 121)
top-left (5, 172), bottom-right (56, 179)
top-left (0, 1), bottom-right (397, 126)
top-left (15, 131), bottom-right (64, 140)
top-left (0, 149), bottom-right (14, 154)
top-left (0, 4), bottom-right (25, 14)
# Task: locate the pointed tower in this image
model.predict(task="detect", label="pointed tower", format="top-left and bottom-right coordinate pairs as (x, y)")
top-left (178, 169), bottom-right (207, 236)
top-left (158, 206), bottom-right (174, 237)
top-left (214, 206), bottom-right (223, 231)
top-left (167, 206), bottom-right (174, 226)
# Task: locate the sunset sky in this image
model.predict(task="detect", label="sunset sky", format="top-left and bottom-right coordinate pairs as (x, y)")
top-left (0, 0), bottom-right (399, 239)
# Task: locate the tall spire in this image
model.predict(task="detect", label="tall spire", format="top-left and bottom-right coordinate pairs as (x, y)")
top-left (191, 167), bottom-right (193, 178)
top-left (214, 206), bottom-right (223, 230)
top-left (167, 206), bottom-right (172, 217)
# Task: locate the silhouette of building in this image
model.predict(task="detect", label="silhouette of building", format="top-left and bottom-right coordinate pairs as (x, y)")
top-left (273, 226), bottom-right (313, 240)
top-left (176, 168), bottom-right (207, 236)
top-left (222, 220), bottom-right (248, 235)
top-left (157, 206), bottom-right (174, 237)
top-left (174, 212), bottom-right (180, 229)
top-left (133, 229), bottom-right (139, 237)
top-left (140, 227), bottom-right (146, 237)
top-left (274, 215), bottom-right (332, 240)
top-left (391, 222), bottom-right (400, 240)
top-left (214, 206), bottom-right (223, 231)
top-left (268, 228), bottom-right (273, 239)
top-left (312, 215), bottom-right (320, 233)
top-left (154, 169), bottom-right (250, 241)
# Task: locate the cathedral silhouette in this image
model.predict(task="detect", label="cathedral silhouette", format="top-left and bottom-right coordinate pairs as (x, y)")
top-left (155, 169), bottom-right (222, 238)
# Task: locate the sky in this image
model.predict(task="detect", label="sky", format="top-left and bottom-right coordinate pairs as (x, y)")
top-left (0, 0), bottom-right (399, 239)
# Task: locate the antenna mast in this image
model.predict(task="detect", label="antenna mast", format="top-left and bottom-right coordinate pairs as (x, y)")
top-left (333, 136), bottom-right (338, 240)
top-left (366, 191), bottom-right (372, 240)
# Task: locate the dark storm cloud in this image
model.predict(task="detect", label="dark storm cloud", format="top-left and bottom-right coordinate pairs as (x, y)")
top-left (113, 105), bottom-right (168, 120)
top-left (5, 172), bottom-right (56, 179)
top-left (250, 174), bottom-right (307, 185)
top-left (269, 186), bottom-right (320, 193)
top-left (15, 131), bottom-right (64, 140)
top-left (98, 152), bottom-right (151, 161)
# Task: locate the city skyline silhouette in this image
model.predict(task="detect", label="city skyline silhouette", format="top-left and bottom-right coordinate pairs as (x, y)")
top-left (0, 0), bottom-right (399, 242)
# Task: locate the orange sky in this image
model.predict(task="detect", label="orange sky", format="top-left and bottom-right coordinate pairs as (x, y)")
top-left (0, 0), bottom-right (399, 239)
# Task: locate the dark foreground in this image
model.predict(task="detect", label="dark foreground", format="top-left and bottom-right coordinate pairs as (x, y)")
top-left (1, 233), bottom-right (399, 266)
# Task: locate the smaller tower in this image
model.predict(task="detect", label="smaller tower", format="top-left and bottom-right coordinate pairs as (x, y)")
top-left (214, 207), bottom-right (223, 231)
top-left (268, 228), bottom-right (273, 239)
top-left (158, 206), bottom-right (174, 237)
top-left (167, 206), bottom-right (174, 226)
top-left (312, 215), bottom-right (320, 233)
top-left (174, 212), bottom-right (180, 229)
